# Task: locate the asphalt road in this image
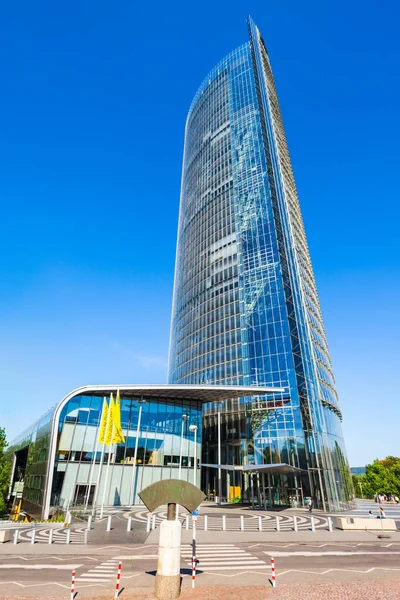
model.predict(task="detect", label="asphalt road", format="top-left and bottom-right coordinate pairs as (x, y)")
top-left (1, 541), bottom-right (400, 597)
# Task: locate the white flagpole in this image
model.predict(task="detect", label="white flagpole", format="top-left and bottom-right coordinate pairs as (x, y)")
top-left (128, 399), bottom-right (144, 506)
top-left (100, 418), bottom-right (114, 519)
top-left (91, 397), bottom-right (107, 514)
top-left (84, 408), bottom-right (102, 510)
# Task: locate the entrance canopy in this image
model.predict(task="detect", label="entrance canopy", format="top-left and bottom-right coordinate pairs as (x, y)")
top-left (202, 463), bottom-right (304, 474)
top-left (62, 383), bottom-right (285, 404)
top-left (243, 463), bottom-right (304, 475)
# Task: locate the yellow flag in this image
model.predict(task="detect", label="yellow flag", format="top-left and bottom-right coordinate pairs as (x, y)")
top-left (112, 389), bottom-right (125, 444)
top-left (105, 393), bottom-right (115, 446)
top-left (98, 399), bottom-right (109, 444)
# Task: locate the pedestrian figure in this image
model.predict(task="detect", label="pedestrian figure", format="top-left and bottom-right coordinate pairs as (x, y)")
top-left (395, 496), bottom-right (399, 505)
top-left (368, 510), bottom-right (374, 518)
top-left (378, 506), bottom-right (386, 519)
top-left (308, 498), bottom-right (313, 513)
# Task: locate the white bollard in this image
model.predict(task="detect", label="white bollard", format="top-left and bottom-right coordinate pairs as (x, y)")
top-left (66, 528), bottom-right (71, 544)
top-left (154, 520), bottom-right (181, 599)
top-left (328, 517), bottom-right (333, 532)
top-left (146, 515), bottom-right (151, 532)
top-left (84, 529), bottom-right (89, 544)
top-left (185, 515), bottom-right (189, 530)
top-left (293, 515), bottom-right (298, 532)
top-left (48, 528), bottom-right (53, 545)
top-left (106, 515), bottom-right (112, 532)
top-left (276, 516), bottom-right (280, 532)
top-left (258, 516), bottom-right (262, 531)
top-left (240, 515), bottom-right (244, 531)
top-left (13, 529), bottom-right (19, 545)
top-left (311, 516), bottom-right (315, 532)
top-left (204, 515), bottom-right (208, 531)
top-left (152, 514), bottom-right (156, 530)
top-left (127, 516), bottom-right (132, 532)
top-left (31, 528), bottom-right (36, 545)
top-left (87, 515), bottom-right (92, 530)
top-left (222, 515), bottom-right (226, 530)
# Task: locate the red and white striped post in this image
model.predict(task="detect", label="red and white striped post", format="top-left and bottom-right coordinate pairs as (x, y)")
top-left (192, 519), bottom-right (197, 588)
top-left (271, 557), bottom-right (276, 588)
top-left (114, 561), bottom-right (122, 599)
top-left (70, 569), bottom-right (75, 600)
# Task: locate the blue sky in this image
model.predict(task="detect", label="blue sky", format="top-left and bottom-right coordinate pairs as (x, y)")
top-left (0, 0), bottom-right (399, 466)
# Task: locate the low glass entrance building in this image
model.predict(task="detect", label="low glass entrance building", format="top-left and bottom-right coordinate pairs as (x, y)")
top-left (6, 384), bottom-right (279, 519)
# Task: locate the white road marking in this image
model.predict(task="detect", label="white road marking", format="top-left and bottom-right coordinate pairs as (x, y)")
top-left (196, 565), bottom-right (268, 571)
top-left (78, 573), bottom-right (113, 578)
top-left (74, 578), bottom-right (110, 583)
top-left (263, 550), bottom-right (400, 557)
top-left (197, 560), bottom-right (265, 565)
top-left (112, 554), bottom-right (158, 559)
top-left (0, 564), bottom-right (82, 570)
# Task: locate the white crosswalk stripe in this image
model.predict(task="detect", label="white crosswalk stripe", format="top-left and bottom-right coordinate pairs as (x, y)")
top-left (182, 544), bottom-right (268, 571)
top-left (75, 559), bottom-right (119, 582)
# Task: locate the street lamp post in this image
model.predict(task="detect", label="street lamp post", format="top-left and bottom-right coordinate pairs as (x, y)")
top-left (217, 402), bottom-right (223, 506)
top-left (189, 424), bottom-right (198, 487)
top-left (178, 414), bottom-right (188, 481)
top-left (176, 414), bottom-right (188, 520)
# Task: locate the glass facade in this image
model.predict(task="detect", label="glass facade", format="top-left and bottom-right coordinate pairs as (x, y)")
top-left (7, 389), bottom-right (202, 519)
top-left (169, 17), bottom-right (354, 510)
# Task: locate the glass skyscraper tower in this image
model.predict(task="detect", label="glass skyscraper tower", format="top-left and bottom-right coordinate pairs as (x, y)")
top-left (168, 17), bottom-right (354, 510)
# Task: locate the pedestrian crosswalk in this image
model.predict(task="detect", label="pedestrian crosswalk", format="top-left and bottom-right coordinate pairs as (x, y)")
top-left (182, 544), bottom-right (268, 571)
top-left (75, 559), bottom-right (120, 583)
top-left (327, 500), bottom-right (400, 523)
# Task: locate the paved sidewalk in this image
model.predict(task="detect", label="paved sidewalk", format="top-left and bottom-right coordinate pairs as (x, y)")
top-left (2, 580), bottom-right (400, 599)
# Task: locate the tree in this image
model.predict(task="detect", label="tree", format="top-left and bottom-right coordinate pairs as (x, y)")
top-left (0, 428), bottom-right (12, 515)
top-left (353, 456), bottom-right (400, 499)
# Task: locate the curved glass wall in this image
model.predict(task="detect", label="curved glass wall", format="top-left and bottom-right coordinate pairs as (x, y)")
top-left (7, 391), bottom-right (202, 518)
top-left (169, 17), bottom-right (354, 510)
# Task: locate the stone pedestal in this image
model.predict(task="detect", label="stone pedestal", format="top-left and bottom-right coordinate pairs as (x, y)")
top-left (154, 520), bottom-right (182, 599)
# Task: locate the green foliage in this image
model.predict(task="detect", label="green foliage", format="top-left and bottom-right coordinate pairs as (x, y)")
top-left (353, 456), bottom-right (400, 498)
top-left (0, 428), bottom-right (12, 515)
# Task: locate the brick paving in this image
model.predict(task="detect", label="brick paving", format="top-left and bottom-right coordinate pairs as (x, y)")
top-left (3, 580), bottom-right (400, 599)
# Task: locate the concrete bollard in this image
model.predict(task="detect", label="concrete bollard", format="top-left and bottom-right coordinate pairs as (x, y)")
top-left (185, 515), bottom-right (189, 530)
top-left (31, 528), bottom-right (36, 545)
top-left (328, 517), bottom-right (333, 532)
top-left (84, 529), bottom-right (89, 544)
top-left (258, 516), bottom-right (262, 531)
top-left (293, 515), bottom-right (298, 532)
top-left (240, 515), bottom-right (244, 531)
top-left (127, 516), bottom-right (132, 532)
top-left (146, 515), bottom-right (151, 532)
top-left (48, 528), bottom-right (53, 545)
top-left (66, 528), bottom-right (71, 544)
top-left (13, 529), bottom-right (19, 545)
top-left (222, 515), bottom-right (226, 531)
top-left (276, 516), bottom-right (280, 532)
top-left (311, 516), bottom-right (315, 532)
top-left (204, 515), bottom-right (208, 531)
top-left (87, 515), bottom-right (92, 530)
top-left (152, 514), bottom-right (156, 530)
top-left (154, 520), bottom-right (181, 600)
top-left (106, 515), bottom-right (112, 532)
